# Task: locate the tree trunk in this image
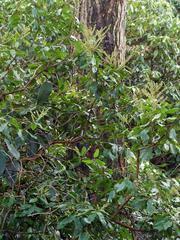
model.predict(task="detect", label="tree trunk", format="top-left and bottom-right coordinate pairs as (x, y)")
top-left (78, 0), bottom-right (127, 64)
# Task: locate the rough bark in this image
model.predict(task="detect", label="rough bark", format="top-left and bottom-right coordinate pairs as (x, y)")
top-left (78, 0), bottom-right (127, 64)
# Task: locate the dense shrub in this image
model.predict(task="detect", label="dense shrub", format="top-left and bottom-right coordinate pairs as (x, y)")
top-left (127, 0), bottom-right (180, 83)
top-left (0, 1), bottom-right (179, 240)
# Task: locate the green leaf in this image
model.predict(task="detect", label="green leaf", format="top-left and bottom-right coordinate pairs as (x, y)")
top-left (83, 214), bottom-right (96, 224)
top-left (140, 128), bottom-right (150, 144)
top-left (169, 143), bottom-right (178, 155)
top-left (115, 181), bottom-right (126, 192)
top-left (32, 7), bottom-right (37, 18)
top-left (81, 146), bottom-right (87, 156)
top-left (146, 200), bottom-right (156, 215)
top-left (95, 159), bottom-right (105, 166)
top-left (140, 148), bottom-right (153, 161)
top-left (31, 122), bottom-right (38, 131)
top-left (126, 148), bottom-right (136, 160)
top-left (124, 178), bottom-right (136, 192)
top-left (57, 216), bottom-right (75, 229)
top-left (93, 149), bottom-right (99, 158)
top-left (20, 204), bottom-right (43, 216)
top-left (0, 123), bottom-right (8, 133)
top-left (0, 150), bottom-right (9, 174)
top-left (74, 218), bottom-right (83, 236)
top-left (154, 216), bottom-right (173, 231)
top-left (131, 198), bottom-right (147, 210)
top-left (164, 143), bottom-right (169, 151)
top-left (97, 212), bottom-right (106, 226)
top-left (169, 128), bottom-right (177, 143)
top-left (108, 191), bottom-right (116, 202)
top-left (152, 113), bottom-right (161, 121)
top-left (5, 139), bottom-right (20, 160)
top-left (37, 82), bottom-right (53, 104)
top-left (79, 232), bottom-right (90, 240)
top-left (83, 159), bottom-right (93, 165)
top-left (10, 117), bottom-right (21, 129)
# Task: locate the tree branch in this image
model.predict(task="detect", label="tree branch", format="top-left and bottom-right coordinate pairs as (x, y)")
top-left (112, 194), bottom-right (133, 218)
top-left (113, 220), bottom-right (150, 233)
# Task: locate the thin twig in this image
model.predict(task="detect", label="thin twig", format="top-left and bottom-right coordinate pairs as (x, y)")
top-left (112, 194), bottom-right (133, 218)
top-left (113, 220), bottom-right (151, 233)
top-left (21, 136), bottom-right (83, 162)
top-left (136, 151), bottom-right (140, 179)
top-left (0, 56), bottom-right (16, 81)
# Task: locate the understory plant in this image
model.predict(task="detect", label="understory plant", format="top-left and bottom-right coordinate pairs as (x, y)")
top-left (127, 0), bottom-right (180, 84)
top-left (0, 0), bottom-right (179, 240)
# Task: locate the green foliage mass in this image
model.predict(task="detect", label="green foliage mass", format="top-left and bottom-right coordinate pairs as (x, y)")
top-left (0, 0), bottom-right (179, 240)
top-left (127, 0), bottom-right (180, 83)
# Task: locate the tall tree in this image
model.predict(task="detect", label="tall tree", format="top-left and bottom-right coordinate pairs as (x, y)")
top-left (78, 0), bottom-right (127, 64)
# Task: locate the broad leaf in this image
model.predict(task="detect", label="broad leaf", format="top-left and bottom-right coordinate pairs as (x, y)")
top-left (0, 150), bottom-right (9, 174)
top-left (37, 82), bottom-right (53, 104)
top-left (5, 139), bottom-right (20, 160)
top-left (57, 216), bottom-right (75, 229)
top-left (140, 148), bottom-right (153, 161)
top-left (169, 128), bottom-right (177, 143)
top-left (93, 149), bottom-right (99, 158)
